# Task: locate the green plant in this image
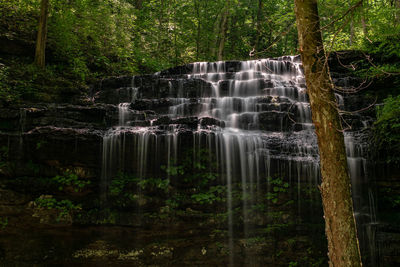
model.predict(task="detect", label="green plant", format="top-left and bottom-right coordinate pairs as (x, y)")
top-left (35, 196), bottom-right (81, 221)
top-left (165, 199), bottom-right (179, 210)
top-left (0, 216), bottom-right (8, 230)
top-left (137, 178), bottom-right (170, 192)
top-left (162, 149), bottom-right (219, 199)
top-left (380, 188), bottom-right (400, 208)
top-left (26, 160), bottom-right (40, 175)
top-left (265, 177), bottom-right (289, 204)
top-left (373, 95), bottom-right (400, 164)
top-left (161, 164), bottom-right (184, 176)
top-left (109, 173), bottom-right (139, 196)
top-left (263, 223), bottom-right (289, 234)
top-left (52, 170), bottom-right (91, 192)
top-left (191, 185), bottom-right (225, 204)
top-left (36, 140), bottom-right (47, 150)
top-left (251, 203), bottom-right (267, 212)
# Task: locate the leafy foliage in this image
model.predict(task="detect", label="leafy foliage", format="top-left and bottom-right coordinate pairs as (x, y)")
top-left (162, 148), bottom-right (218, 188)
top-left (52, 170), bottom-right (91, 193)
top-left (265, 176), bottom-right (289, 204)
top-left (379, 188), bottom-right (400, 208)
top-left (373, 95), bottom-right (400, 164)
top-left (0, 216), bottom-right (8, 230)
top-left (0, 0), bottom-right (399, 103)
top-left (35, 196), bottom-right (81, 221)
top-left (109, 173), bottom-right (139, 196)
top-left (191, 185), bottom-right (226, 204)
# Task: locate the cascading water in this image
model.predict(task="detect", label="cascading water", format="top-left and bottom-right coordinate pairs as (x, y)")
top-left (101, 56), bottom-right (375, 265)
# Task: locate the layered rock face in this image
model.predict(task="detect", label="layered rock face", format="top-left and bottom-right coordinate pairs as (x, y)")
top-left (0, 56), bottom-right (389, 266)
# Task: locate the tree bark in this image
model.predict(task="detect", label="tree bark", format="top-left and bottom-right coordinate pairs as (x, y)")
top-left (254, 0), bottom-right (263, 52)
top-left (361, 0), bottom-right (369, 41)
top-left (34, 0), bottom-right (49, 68)
top-left (195, 0), bottom-right (201, 61)
top-left (349, 0), bottom-right (354, 46)
top-left (294, 0), bottom-right (362, 266)
top-left (395, 0), bottom-right (400, 25)
top-left (217, 0), bottom-right (230, 61)
top-left (135, 0), bottom-right (143, 9)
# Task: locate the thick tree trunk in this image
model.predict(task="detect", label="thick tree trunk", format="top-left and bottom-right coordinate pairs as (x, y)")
top-left (294, 0), bottom-right (362, 266)
top-left (34, 0), bottom-right (49, 68)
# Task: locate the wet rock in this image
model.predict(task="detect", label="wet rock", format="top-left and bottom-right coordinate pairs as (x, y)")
top-left (158, 65), bottom-right (193, 76)
top-left (130, 98), bottom-right (172, 112)
top-left (152, 116), bottom-right (171, 126)
top-left (199, 117), bottom-right (225, 128)
top-left (172, 117), bottom-right (199, 128)
top-left (0, 189), bottom-right (30, 206)
top-left (258, 111), bottom-right (292, 131)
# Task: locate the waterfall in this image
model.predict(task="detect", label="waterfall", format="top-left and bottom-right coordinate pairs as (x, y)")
top-left (100, 57), bottom-right (375, 265)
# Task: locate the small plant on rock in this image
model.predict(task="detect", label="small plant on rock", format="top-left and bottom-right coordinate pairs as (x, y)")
top-left (52, 170), bottom-right (91, 193)
top-left (34, 195), bottom-right (82, 222)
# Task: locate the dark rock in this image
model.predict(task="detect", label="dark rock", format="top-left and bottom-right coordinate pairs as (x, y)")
top-left (199, 117), bottom-right (225, 128)
top-left (130, 99), bottom-right (172, 112)
top-left (152, 116), bottom-right (172, 126)
top-left (258, 111), bottom-right (292, 131)
top-left (173, 117), bottom-right (199, 128)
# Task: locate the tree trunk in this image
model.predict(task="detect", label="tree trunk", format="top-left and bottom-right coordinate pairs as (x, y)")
top-left (294, 0), bottom-right (362, 266)
top-left (195, 0), bottom-right (201, 61)
top-left (349, 0), bottom-right (354, 46)
top-left (254, 0), bottom-right (263, 52)
top-left (361, 0), bottom-right (369, 40)
top-left (217, 1), bottom-right (229, 61)
top-left (34, 0), bottom-right (49, 68)
top-left (350, 20), bottom-right (354, 46)
top-left (135, 0), bottom-right (143, 9)
top-left (395, 0), bottom-right (400, 25)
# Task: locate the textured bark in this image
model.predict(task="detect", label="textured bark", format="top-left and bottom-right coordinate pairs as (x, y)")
top-left (195, 0), bottom-right (201, 61)
top-left (349, 0), bottom-right (354, 46)
top-left (254, 0), bottom-right (263, 52)
top-left (34, 0), bottom-right (49, 68)
top-left (135, 0), bottom-right (143, 9)
top-left (361, 1), bottom-right (368, 40)
top-left (217, 1), bottom-right (230, 61)
top-left (294, 0), bottom-right (362, 266)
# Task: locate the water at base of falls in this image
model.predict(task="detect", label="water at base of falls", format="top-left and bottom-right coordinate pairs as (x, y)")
top-left (101, 57), bottom-right (376, 265)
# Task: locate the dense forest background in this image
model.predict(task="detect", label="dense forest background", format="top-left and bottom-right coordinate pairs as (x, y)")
top-left (0, 0), bottom-right (399, 103)
top-left (0, 1), bottom-right (399, 265)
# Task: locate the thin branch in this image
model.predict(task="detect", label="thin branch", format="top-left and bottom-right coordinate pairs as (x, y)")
top-left (251, 22), bottom-right (296, 57)
top-left (321, 0), bottom-right (363, 30)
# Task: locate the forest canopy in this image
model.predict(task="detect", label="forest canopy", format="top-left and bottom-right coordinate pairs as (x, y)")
top-left (0, 0), bottom-right (399, 103)
top-left (1, 0), bottom-right (399, 74)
